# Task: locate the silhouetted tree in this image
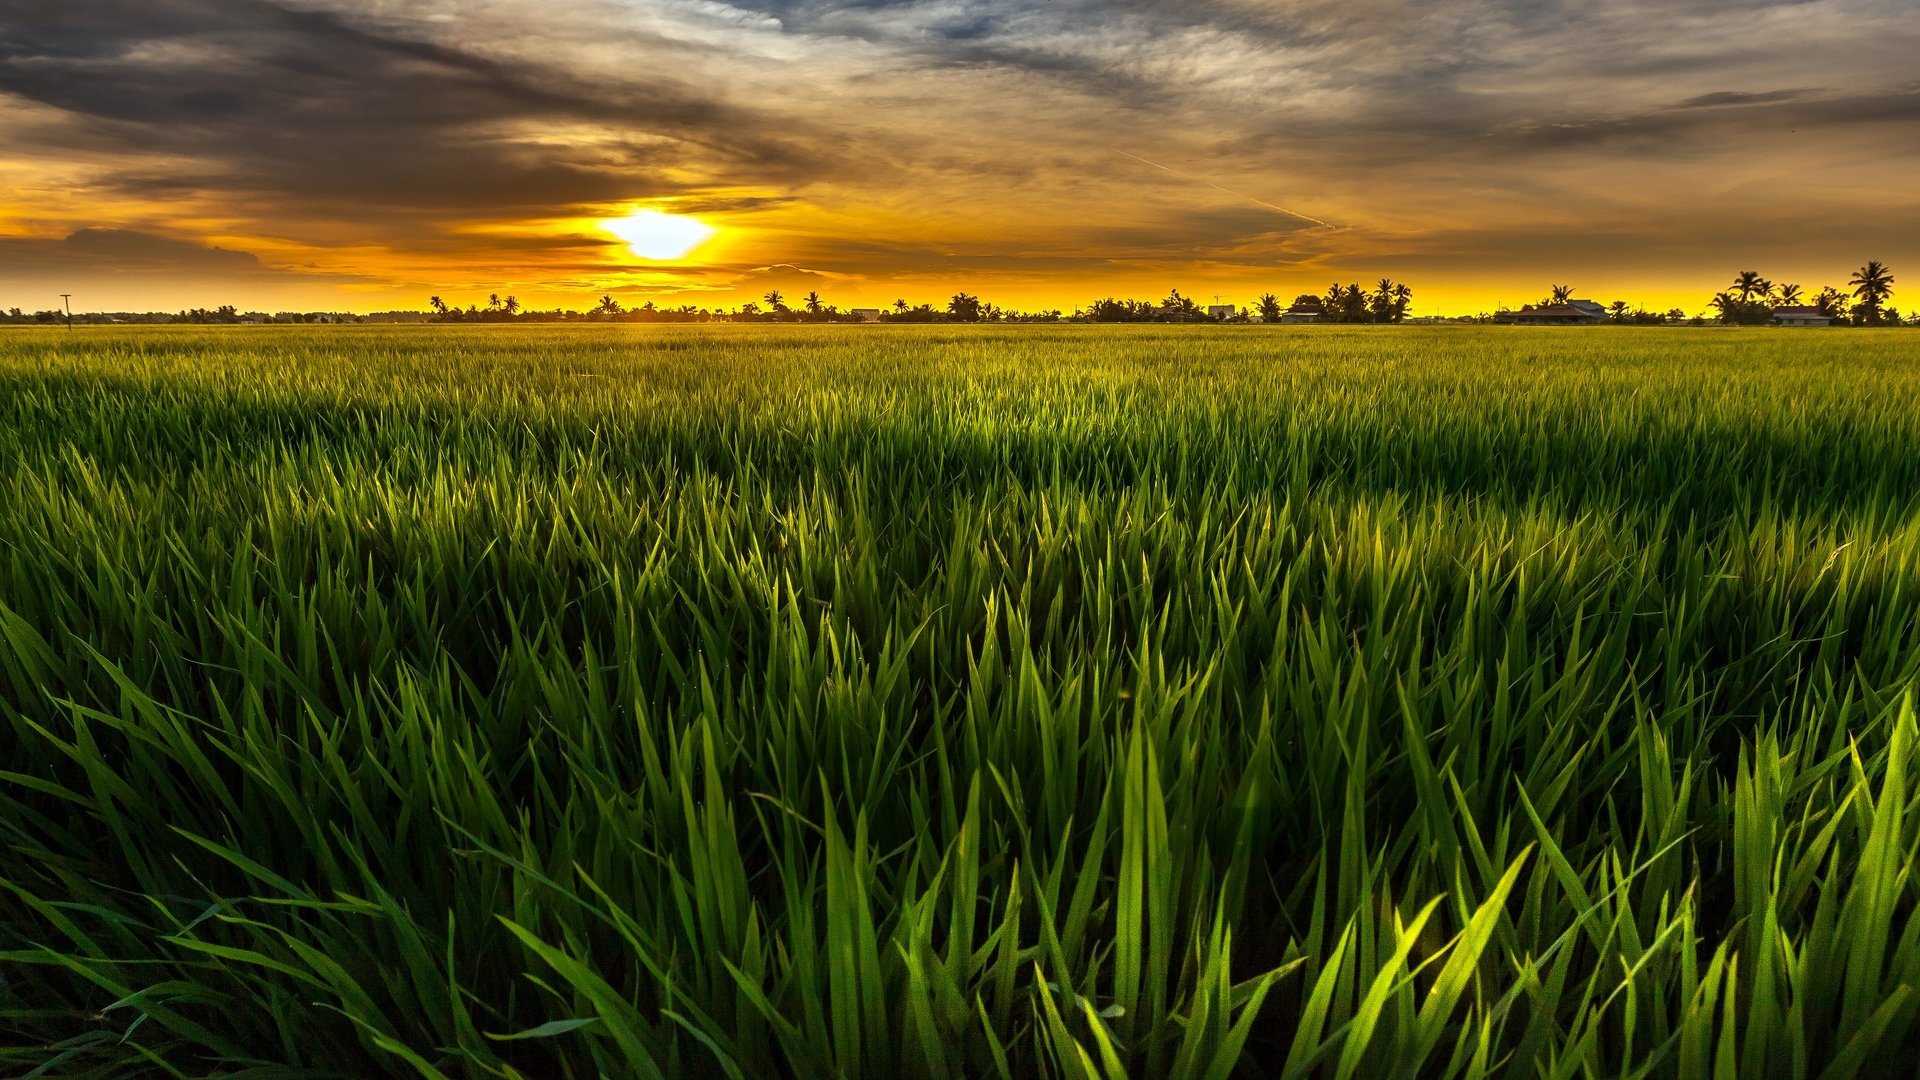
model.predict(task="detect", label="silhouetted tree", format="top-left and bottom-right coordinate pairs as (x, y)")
top-left (1389, 282), bottom-right (1412, 321)
top-left (1256, 293), bottom-right (1281, 322)
top-left (1157, 289), bottom-right (1202, 321)
top-left (1710, 291), bottom-right (1771, 325)
top-left (1849, 260), bottom-right (1895, 324)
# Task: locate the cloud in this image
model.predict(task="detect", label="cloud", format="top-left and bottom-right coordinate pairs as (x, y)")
top-left (1676, 89), bottom-right (1813, 109)
top-left (733, 263), bottom-right (840, 289)
top-left (0, 0), bottom-right (822, 228)
top-left (0, 228), bottom-right (303, 277)
top-left (0, 227), bottom-right (376, 308)
top-left (2, 0), bottom-right (1917, 309)
top-left (59, 228), bottom-right (264, 270)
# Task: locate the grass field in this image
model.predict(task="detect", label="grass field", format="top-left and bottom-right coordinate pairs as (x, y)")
top-left (3, 324), bottom-right (1920, 1078)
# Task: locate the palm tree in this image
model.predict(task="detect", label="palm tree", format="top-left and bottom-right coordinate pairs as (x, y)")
top-left (1256, 293), bottom-right (1281, 322)
top-left (1848, 260), bottom-right (1895, 323)
top-left (487, 293), bottom-right (501, 311)
top-left (1776, 283), bottom-right (1802, 306)
top-left (764, 290), bottom-right (787, 312)
top-left (503, 296), bottom-right (519, 316)
top-left (1550, 284), bottom-right (1575, 304)
top-left (1608, 300), bottom-right (1629, 321)
top-left (1389, 281), bottom-right (1413, 322)
top-left (1368, 279), bottom-right (1398, 322)
top-left (803, 291), bottom-right (823, 315)
top-left (427, 296), bottom-right (447, 315)
top-left (893, 299), bottom-right (909, 314)
top-left (1341, 284), bottom-right (1369, 323)
top-left (596, 295), bottom-right (622, 316)
top-left (1731, 271), bottom-right (1764, 303)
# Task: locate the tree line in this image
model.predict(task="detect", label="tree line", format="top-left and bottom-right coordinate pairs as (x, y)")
top-left (0, 305), bottom-right (364, 325)
top-left (412, 281), bottom-right (1420, 325)
top-left (6, 261), bottom-right (1905, 326)
top-left (1704, 261), bottom-right (1900, 325)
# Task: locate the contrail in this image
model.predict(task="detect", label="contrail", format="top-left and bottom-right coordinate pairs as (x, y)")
top-left (1109, 148), bottom-right (1337, 230)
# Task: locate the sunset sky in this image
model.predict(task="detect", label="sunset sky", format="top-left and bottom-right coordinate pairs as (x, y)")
top-left (3, 0), bottom-right (1917, 315)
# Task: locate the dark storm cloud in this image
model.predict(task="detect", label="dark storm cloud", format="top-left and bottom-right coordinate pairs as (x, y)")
top-left (0, 0), bottom-right (815, 223)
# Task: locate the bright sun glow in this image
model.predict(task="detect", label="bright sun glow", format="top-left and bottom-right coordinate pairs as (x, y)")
top-left (602, 209), bottom-right (715, 260)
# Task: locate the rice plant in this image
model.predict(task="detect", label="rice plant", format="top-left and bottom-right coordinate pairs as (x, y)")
top-left (2, 324), bottom-right (1919, 1077)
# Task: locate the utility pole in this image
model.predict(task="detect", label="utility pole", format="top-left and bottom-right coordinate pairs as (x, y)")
top-left (59, 294), bottom-right (73, 330)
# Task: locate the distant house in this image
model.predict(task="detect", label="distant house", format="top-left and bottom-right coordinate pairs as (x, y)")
top-left (1772, 305), bottom-right (1833, 327)
top-left (1494, 301), bottom-right (1606, 325)
top-left (1207, 304), bottom-right (1238, 320)
top-left (849, 308), bottom-right (882, 322)
top-left (1279, 297), bottom-right (1324, 324)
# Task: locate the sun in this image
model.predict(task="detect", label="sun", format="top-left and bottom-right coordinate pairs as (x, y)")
top-left (602, 209), bottom-right (716, 260)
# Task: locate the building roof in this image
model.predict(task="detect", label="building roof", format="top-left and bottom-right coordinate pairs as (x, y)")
top-left (1773, 306), bottom-right (1827, 317)
top-left (1503, 305), bottom-right (1595, 319)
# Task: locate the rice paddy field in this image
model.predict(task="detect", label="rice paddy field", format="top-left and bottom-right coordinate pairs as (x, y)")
top-left (3, 324), bottom-right (1920, 1078)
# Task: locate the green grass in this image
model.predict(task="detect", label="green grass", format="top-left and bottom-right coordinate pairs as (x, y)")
top-left (2, 324), bottom-right (1918, 1077)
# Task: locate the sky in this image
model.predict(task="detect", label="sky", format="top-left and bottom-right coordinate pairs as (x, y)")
top-left (2, 0), bottom-right (1917, 316)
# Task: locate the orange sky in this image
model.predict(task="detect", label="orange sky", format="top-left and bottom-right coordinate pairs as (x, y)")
top-left (3, 0), bottom-right (1917, 316)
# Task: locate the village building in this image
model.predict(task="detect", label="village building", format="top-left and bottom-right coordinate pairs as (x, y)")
top-left (1494, 300), bottom-right (1607, 325)
top-left (849, 308), bottom-right (882, 322)
top-left (1207, 304), bottom-right (1238, 320)
top-left (1772, 305), bottom-right (1833, 326)
top-left (1279, 297), bottom-right (1324, 324)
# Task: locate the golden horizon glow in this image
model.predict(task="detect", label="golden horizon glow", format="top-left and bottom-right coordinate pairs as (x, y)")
top-left (602, 211), bottom-right (716, 262)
